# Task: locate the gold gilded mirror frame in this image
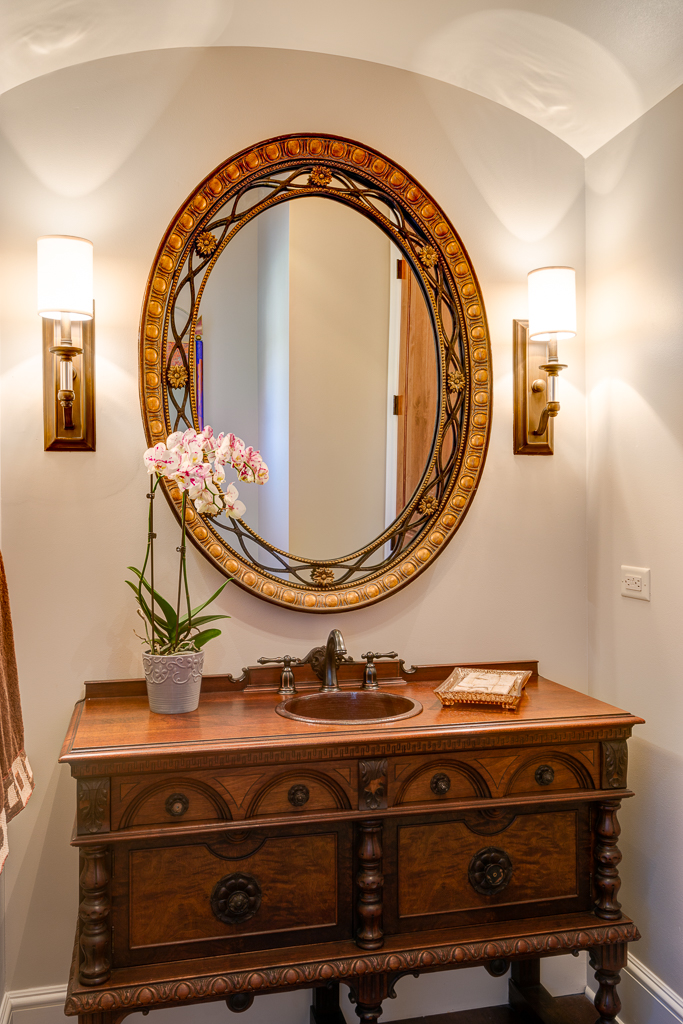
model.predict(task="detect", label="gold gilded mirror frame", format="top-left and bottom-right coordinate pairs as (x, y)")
top-left (139, 134), bottom-right (492, 612)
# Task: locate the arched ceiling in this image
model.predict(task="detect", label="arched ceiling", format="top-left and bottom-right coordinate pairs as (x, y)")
top-left (2, 0), bottom-right (682, 156)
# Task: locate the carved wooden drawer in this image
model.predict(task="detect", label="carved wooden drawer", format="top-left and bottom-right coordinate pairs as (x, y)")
top-left (111, 774), bottom-right (230, 830)
top-left (389, 745), bottom-right (599, 806)
top-left (236, 765), bottom-right (354, 818)
top-left (502, 746), bottom-right (599, 796)
top-left (383, 804), bottom-right (591, 935)
top-left (390, 756), bottom-right (490, 806)
top-left (111, 763), bottom-right (355, 829)
top-left (111, 821), bottom-right (354, 965)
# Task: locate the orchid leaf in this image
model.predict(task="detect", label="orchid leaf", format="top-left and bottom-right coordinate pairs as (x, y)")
top-left (180, 612), bottom-right (230, 630)
top-left (177, 580), bottom-right (231, 628)
top-left (125, 582), bottom-right (173, 640)
top-left (127, 567), bottom-right (178, 629)
top-left (192, 628), bottom-right (222, 649)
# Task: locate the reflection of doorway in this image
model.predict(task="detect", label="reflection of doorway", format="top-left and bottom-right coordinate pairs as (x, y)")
top-left (395, 259), bottom-right (438, 515)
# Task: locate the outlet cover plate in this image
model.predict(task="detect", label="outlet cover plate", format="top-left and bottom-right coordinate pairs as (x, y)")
top-left (621, 565), bottom-right (651, 601)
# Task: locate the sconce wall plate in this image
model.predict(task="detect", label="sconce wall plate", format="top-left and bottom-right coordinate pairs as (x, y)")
top-left (512, 319), bottom-right (553, 455)
top-left (42, 315), bottom-right (95, 451)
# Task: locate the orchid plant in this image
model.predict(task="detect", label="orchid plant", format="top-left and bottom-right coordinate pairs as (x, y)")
top-left (128, 426), bottom-right (269, 656)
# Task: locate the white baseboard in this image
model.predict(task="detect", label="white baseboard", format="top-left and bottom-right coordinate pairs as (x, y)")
top-left (586, 953), bottom-right (683, 1024)
top-left (0, 985), bottom-right (67, 1024)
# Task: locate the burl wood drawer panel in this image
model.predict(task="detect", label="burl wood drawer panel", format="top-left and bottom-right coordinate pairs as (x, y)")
top-left (111, 763), bottom-right (355, 829)
top-left (390, 808), bottom-right (588, 931)
top-left (389, 745), bottom-right (598, 805)
top-left (112, 823), bottom-right (353, 965)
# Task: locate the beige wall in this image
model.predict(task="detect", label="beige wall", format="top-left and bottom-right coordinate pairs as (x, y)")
top-left (586, 84), bottom-right (683, 1020)
top-left (0, 47), bottom-right (588, 1017)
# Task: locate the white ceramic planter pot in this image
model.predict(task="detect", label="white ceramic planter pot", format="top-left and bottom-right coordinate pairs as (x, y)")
top-left (142, 651), bottom-right (204, 714)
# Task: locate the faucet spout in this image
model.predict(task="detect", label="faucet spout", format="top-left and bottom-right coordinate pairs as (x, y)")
top-left (322, 629), bottom-right (346, 692)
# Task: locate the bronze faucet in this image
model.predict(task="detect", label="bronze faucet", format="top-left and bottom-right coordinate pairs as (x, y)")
top-left (321, 629), bottom-right (346, 692)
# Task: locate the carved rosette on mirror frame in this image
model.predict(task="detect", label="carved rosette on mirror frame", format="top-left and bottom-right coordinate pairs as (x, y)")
top-left (139, 134), bottom-right (493, 612)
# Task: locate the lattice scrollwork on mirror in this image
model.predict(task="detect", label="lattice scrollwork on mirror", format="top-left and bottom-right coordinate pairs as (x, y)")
top-left (139, 134), bottom-right (492, 612)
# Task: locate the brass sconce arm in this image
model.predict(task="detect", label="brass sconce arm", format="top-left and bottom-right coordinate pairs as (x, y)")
top-left (532, 350), bottom-right (567, 436)
top-left (49, 314), bottom-right (83, 431)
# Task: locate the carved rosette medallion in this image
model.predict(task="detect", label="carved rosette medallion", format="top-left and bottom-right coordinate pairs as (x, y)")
top-left (139, 134), bottom-right (493, 613)
top-left (534, 764), bottom-right (555, 786)
top-left (468, 847), bottom-right (513, 895)
top-left (210, 873), bottom-right (262, 925)
top-left (165, 792), bottom-right (189, 817)
top-left (288, 784), bottom-right (310, 807)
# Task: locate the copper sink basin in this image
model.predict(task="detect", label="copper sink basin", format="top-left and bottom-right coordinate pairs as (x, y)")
top-left (275, 690), bottom-right (423, 725)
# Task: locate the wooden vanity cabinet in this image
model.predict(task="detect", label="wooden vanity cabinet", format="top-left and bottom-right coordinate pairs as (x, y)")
top-left (60, 661), bottom-right (643, 1024)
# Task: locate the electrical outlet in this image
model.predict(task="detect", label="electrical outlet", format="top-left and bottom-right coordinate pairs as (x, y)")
top-left (620, 565), bottom-right (650, 601)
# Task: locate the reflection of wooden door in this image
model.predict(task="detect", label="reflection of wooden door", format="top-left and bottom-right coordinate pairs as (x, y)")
top-left (395, 260), bottom-right (438, 514)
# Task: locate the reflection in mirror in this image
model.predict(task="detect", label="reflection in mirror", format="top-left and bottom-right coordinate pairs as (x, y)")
top-left (199, 197), bottom-right (437, 564)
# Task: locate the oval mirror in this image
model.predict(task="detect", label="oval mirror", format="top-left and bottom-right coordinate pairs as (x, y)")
top-left (140, 134), bottom-right (492, 612)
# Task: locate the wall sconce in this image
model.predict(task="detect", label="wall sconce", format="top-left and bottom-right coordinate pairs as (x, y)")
top-left (513, 266), bottom-right (576, 455)
top-left (37, 235), bottom-right (95, 451)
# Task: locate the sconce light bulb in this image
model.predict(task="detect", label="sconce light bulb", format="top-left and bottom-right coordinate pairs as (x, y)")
top-left (37, 235), bottom-right (93, 321)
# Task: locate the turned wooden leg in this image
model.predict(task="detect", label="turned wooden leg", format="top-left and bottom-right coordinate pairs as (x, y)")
top-left (511, 959), bottom-right (540, 988)
top-left (351, 973), bottom-right (390, 1024)
top-left (591, 943), bottom-right (627, 1023)
top-left (594, 801), bottom-right (622, 920)
top-left (311, 982), bottom-right (346, 1024)
top-left (78, 845), bottom-right (111, 986)
top-left (78, 1013), bottom-right (130, 1024)
top-left (356, 820), bottom-right (384, 950)
top-left (508, 959), bottom-right (546, 1023)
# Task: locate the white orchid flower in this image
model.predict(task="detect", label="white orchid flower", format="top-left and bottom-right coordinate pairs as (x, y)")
top-left (193, 477), bottom-right (225, 515)
top-left (144, 443), bottom-right (182, 477)
top-left (224, 482), bottom-right (246, 519)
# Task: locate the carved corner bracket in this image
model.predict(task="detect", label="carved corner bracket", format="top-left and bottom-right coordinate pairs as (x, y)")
top-left (359, 760), bottom-right (388, 811)
top-left (77, 778), bottom-right (110, 835)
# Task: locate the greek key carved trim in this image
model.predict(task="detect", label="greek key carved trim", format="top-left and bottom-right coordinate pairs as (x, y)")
top-left (70, 727), bottom-right (634, 776)
top-left (65, 920), bottom-right (640, 1016)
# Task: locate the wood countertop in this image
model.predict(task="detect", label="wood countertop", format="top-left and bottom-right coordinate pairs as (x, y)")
top-left (59, 660), bottom-right (643, 772)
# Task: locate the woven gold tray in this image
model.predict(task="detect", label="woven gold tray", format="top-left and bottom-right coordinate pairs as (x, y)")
top-left (434, 667), bottom-right (532, 711)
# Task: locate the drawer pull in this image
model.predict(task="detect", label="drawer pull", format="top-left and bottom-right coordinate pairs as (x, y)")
top-left (165, 793), bottom-right (189, 817)
top-left (430, 773), bottom-right (451, 796)
top-left (468, 847), bottom-right (513, 895)
top-left (288, 784), bottom-right (310, 807)
top-left (210, 872), bottom-right (262, 924)
top-left (535, 765), bottom-right (555, 786)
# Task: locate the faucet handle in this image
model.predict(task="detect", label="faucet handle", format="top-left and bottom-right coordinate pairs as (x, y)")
top-left (257, 654), bottom-right (300, 695)
top-left (361, 651), bottom-right (399, 690)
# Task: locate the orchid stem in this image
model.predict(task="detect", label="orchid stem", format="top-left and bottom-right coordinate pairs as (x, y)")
top-left (174, 492), bottom-right (187, 649)
top-left (140, 477), bottom-right (158, 655)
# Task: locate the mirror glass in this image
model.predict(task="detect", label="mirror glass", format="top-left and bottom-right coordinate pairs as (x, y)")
top-left (197, 197), bottom-right (438, 562)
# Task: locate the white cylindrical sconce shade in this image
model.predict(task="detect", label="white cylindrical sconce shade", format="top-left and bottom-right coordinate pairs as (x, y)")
top-left (37, 235), bottom-right (93, 320)
top-left (527, 266), bottom-right (576, 341)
